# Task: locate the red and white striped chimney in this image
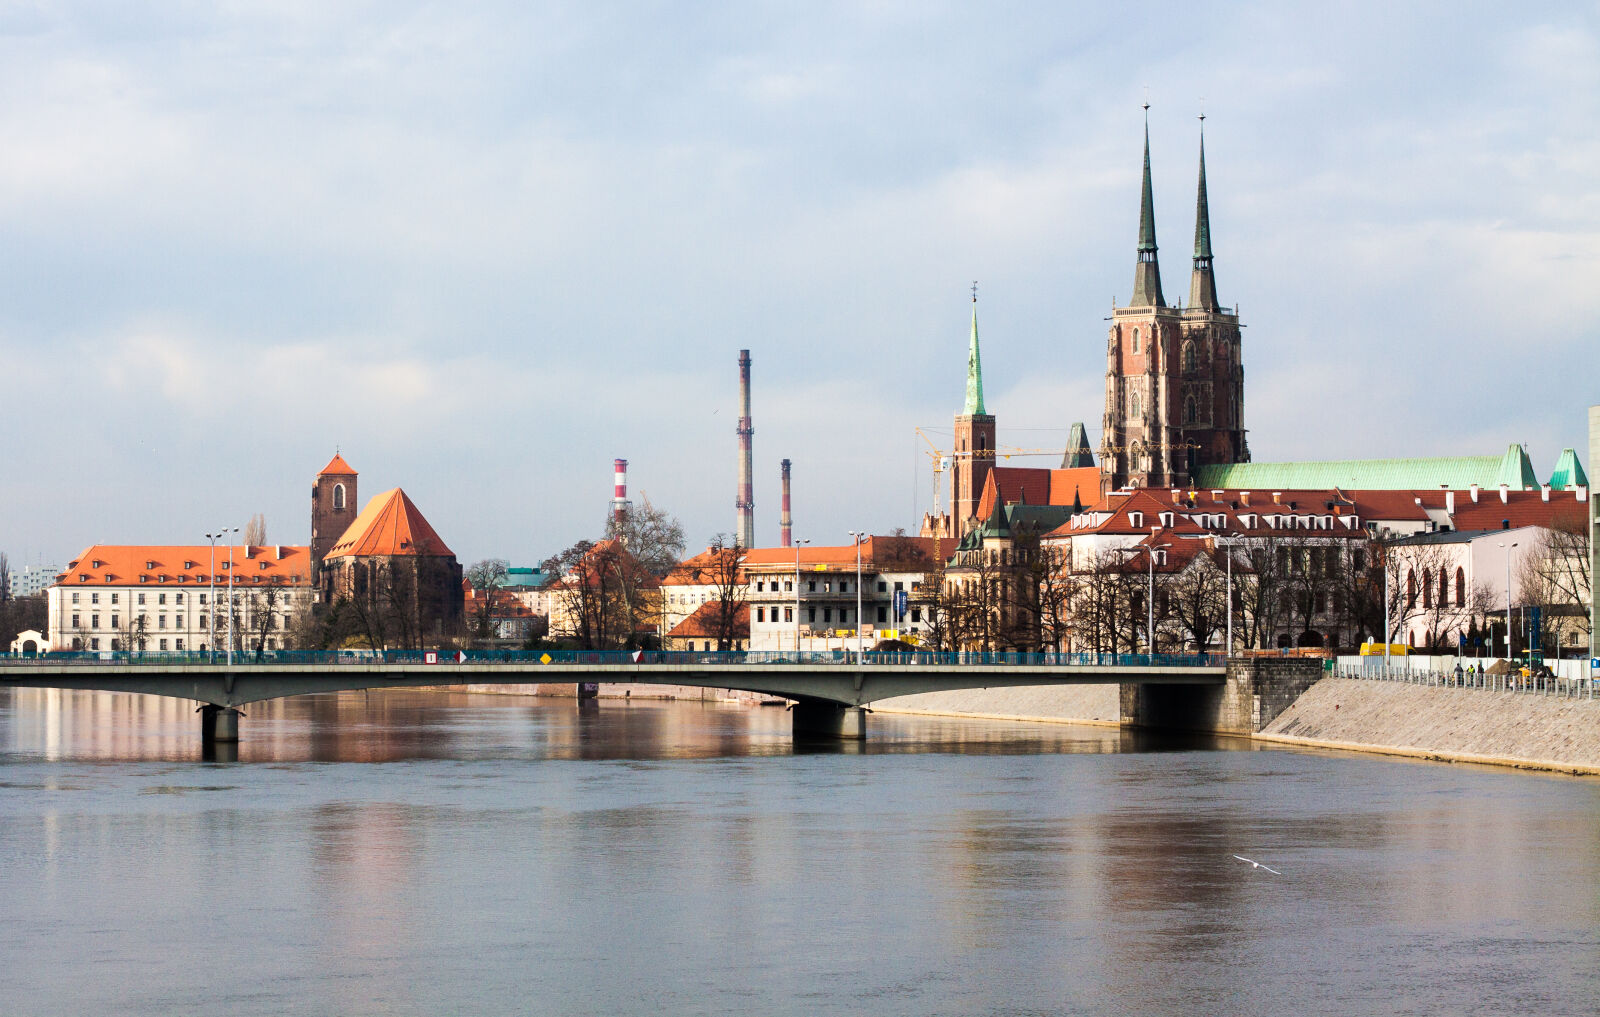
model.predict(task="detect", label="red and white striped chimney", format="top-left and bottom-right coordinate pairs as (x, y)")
top-left (780, 458), bottom-right (793, 547)
top-left (612, 458), bottom-right (631, 526)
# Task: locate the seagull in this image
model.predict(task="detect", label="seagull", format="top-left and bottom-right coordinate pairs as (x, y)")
top-left (1233, 855), bottom-right (1282, 875)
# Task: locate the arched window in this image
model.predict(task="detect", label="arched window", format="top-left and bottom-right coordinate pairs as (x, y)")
top-left (1422, 569), bottom-right (1432, 608)
top-left (1184, 397), bottom-right (1196, 424)
top-left (1182, 340), bottom-right (1197, 372)
top-left (1132, 327), bottom-right (1141, 353)
top-left (1455, 567), bottom-right (1465, 607)
top-left (1131, 389), bottom-right (1141, 418)
top-left (333, 483), bottom-right (346, 511)
top-left (1407, 569), bottom-right (1417, 609)
top-left (1439, 569), bottom-right (1449, 608)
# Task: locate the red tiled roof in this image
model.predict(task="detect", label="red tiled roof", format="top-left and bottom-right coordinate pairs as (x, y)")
top-left (665, 536), bottom-right (940, 583)
top-left (57, 544), bottom-right (313, 587)
top-left (975, 467), bottom-right (1102, 519)
top-left (1449, 490), bottom-right (1586, 532)
top-left (668, 601), bottom-right (749, 639)
top-left (319, 453), bottom-right (356, 476)
top-left (326, 488), bottom-right (454, 558)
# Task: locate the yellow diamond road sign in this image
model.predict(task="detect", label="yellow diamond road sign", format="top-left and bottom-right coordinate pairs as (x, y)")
top-left (540, 653), bottom-right (552, 665)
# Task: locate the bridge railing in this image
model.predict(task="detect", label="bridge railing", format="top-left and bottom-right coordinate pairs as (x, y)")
top-left (0, 648), bottom-right (1226, 669)
top-left (1334, 661), bottom-right (1596, 700)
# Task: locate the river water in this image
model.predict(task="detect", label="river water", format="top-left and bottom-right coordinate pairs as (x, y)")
top-left (2, 687), bottom-right (1598, 1016)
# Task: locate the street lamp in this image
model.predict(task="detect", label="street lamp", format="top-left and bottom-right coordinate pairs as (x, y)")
top-left (1147, 526), bottom-right (1159, 657)
top-left (204, 532), bottom-right (222, 662)
top-left (793, 538), bottom-right (810, 654)
top-left (1217, 538), bottom-right (1236, 659)
top-left (848, 530), bottom-right (866, 663)
top-left (1499, 540), bottom-right (1518, 663)
top-left (222, 526), bottom-right (239, 666)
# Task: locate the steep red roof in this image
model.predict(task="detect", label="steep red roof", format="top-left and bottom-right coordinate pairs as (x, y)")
top-left (325, 488), bottom-right (454, 558)
top-left (975, 466), bottom-right (1102, 518)
top-left (668, 602), bottom-right (749, 639)
top-left (319, 453), bottom-right (357, 476)
top-left (1449, 490), bottom-right (1586, 532)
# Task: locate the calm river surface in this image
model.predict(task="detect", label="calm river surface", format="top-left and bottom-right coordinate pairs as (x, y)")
top-left (3, 687), bottom-right (1598, 1016)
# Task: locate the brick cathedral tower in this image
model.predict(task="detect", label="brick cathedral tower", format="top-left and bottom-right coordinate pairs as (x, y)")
top-left (1101, 113), bottom-right (1247, 495)
top-left (952, 289), bottom-right (996, 534)
top-left (311, 452), bottom-right (358, 576)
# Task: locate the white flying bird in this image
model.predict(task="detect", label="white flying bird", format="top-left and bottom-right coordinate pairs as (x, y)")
top-left (1233, 855), bottom-right (1282, 875)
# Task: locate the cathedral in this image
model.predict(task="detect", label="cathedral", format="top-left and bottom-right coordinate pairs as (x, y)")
top-left (1099, 114), bottom-right (1249, 494)
top-left (939, 114), bottom-right (1250, 537)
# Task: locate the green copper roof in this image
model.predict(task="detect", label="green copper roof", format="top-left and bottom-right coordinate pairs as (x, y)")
top-left (963, 297), bottom-right (986, 415)
top-left (1193, 445), bottom-right (1541, 491)
top-left (1061, 421), bottom-right (1095, 468)
top-left (1187, 128), bottom-right (1219, 311)
top-left (1192, 132), bottom-right (1212, 260)
top-left (1129, 118), bottom-right (1165, 308)
top-left (1547, 447), bottom-right (1588, 490)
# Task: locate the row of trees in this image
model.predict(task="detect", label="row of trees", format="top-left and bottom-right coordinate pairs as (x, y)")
top-left (918, 525), bottom-right (1591, 656)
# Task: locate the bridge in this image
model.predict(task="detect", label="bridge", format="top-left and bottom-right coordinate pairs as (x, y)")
top-left (0, 649), bottom-right (1241, 742)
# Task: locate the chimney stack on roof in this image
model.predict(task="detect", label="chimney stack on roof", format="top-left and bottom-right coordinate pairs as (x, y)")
top-left (1542, 484), bottom-right (1551, 502)
top-left (612, 459), bottom-right (631, 527)
top-left (1499, 483), bottom-right (1509, 503)
top-left (1470, 483), bottom-right (1480, 502)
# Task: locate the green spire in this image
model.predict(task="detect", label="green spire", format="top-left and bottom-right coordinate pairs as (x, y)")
top-left (1548, 448), bottom-right (1588, 490)
top-left (1130, 109), bottom-right (1165, 307)
top-left (963, 290), bottom-right (986, 415)
top-left (1188, 119), bottom-right (1219, 311)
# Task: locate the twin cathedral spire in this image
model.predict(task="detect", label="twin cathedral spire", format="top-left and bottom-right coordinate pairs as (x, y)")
top-left (1103, 110), bottom-right (1248, 493)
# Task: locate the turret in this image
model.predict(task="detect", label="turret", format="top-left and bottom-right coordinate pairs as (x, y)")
top-left (1187, 119), bottom-right (1220, 311)
top-left (1130, 109), bottom-right (1165, 308)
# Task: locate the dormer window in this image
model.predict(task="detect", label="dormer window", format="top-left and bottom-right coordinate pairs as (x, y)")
top-left (79, 574), bottom-right (89, 582)
top-left (146, 560), bottom-right (156, 569)
top-left (184, 561), bottom-right (194, 569)
top-left (92, 560), bottom-right (102, 568)
top-left (140, 575), bottom-right (149, 583)
top-left (1159, 512), bottom-right (1174, 527)
top-left (1130, 511), bottom-right (1143, 528)
top-left (1154, 549), bottom-right (1168, 566)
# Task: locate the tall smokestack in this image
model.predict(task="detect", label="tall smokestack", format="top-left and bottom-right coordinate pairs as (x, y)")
top-left (612, 458), bottom-right (631, 528)
top-left (736, 349), bottom-right (754, 548)
top-left (780, 459), bottom-right (793, 548)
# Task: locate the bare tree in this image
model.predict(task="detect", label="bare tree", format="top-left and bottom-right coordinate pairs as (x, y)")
top-left (1520, 511), bottom-right (1591, 655)
top-left (244, 514), bottom-right (267, 547)
top-left (690, 535), bottom-right (748, 651)
top-left (1168, 551), bottom-right (1228, 652)
top-left (248, 578), bottom-right (289, 660)
top-left (466, 558), bottom-right (511, 643)
top-left (605, 494), bottom-right (686, 575)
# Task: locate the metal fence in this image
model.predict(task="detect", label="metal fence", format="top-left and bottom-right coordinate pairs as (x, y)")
top-left (0, 648), bottom-right (1226, 669)
top-left (1334, 662), bottom-right (1597, 700)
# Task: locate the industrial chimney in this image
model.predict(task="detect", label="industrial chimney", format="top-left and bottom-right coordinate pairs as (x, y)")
top-left (779, 458), bottom-right (793, 548)
top-left (736, 350), bottom-right (754, 548)
top-left (612, 458), bottom-right (632, 528)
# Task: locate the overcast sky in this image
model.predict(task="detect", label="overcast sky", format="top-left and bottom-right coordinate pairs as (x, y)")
top-left (3, 1), bottom-right (1596, 569)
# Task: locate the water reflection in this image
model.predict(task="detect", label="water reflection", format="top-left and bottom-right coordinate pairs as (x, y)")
top-left (1, 688), bottom-right (1239, 764)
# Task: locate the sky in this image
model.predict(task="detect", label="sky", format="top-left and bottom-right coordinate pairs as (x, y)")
top-left (2, 1), bottom-right (1597, 570)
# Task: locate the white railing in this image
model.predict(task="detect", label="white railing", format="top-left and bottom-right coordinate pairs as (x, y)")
top-left (1334, 662), bottom-right (1596, 700)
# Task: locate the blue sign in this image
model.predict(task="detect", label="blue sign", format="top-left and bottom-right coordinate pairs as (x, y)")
top-left (893, 590), bottom-right (909, 620)
top-left (1591, 657), bottom-right (1600, 671)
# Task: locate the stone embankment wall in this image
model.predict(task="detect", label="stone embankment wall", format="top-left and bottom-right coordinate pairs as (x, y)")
top-left (1260, 677), bottom-right (1600, 774)
top-left (869, 684), bottom-right (1123, 726)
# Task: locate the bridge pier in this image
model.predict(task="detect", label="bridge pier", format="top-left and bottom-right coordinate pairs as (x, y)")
top-left (1120, 657), bottom-right (1323, 735)
top-left (791, 701), bottom-right (866, 741)
top-left (199, 704), bottom-right (241, 744)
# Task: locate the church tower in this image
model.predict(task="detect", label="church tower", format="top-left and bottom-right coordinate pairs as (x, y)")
top-left (1101, 113), bottom-right (1247, 495)
top-left (311, 452), bottom-right (358, 577)
top-left (952, 289), bottom-right (996, 534)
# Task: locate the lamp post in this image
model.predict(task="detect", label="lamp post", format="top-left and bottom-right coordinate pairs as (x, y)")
top-left (848, 531), bottom-right (866, 662)
top-left (1383, 545), bottom-right (1390, 670)
top-left (793, 538), bottom-right (810, 654)
top-left (1218, 539), bottom-right (1235, 659)
top-left (223, 526), bottom-right (238, 666)
top-left (1147, 526), bottom-right (1159, 657)
top-left (204, 532), bottom-right (221, 662)
top-left (1500, 540), bottom-right (1518, 663)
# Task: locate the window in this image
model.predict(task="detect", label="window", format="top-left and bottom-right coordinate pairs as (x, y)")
top-left (1439, 569), bottom-right (1449, 608)
top-left (1182, 340), bottom-right (1197, 372)
top-left (1184, 397), bottom-right (1197, 424)
top-left (159, 593), bottom-right (167, 605)
top-left (784, 607), bottom-right (792, 622)
top-left (876, 606), bottom-right (887, 623)
top-left (756, 607), bottom-right (765, 623)
top-left (111, 593), bottom-right (119, 604)
top-left (839, 581), bottom-right (848, 593)
top-left (894, 581), bottom-right (904, 592)
top-left (755, 581), bottom-right (764, 592)
top-left (91, 639), bottom-right (100, 651)
top-left (807, 580), bottom-right (816, 592)
top-left (159, 639), bottom-right (168, 651)
top-left (1132, 327), bottom-right (1141, 353)
top-left (176, 639), bottom-right (184, 651)
top-left (823, 608), bottom-right (832, 623)
top-left (806, 607), bottom-right (815, 622)
top-left (1422, 569), bottom-right (1432, 608)
top-left (911, 608), bottom-right (922, 623)
top-left (111, 615), bottom-right (120, 629)
top-left (1455, 568), bottom-right (1465, 606)
top-left (91, 615), bottom-right (100, 628)
top-left (72, 592), bottom-right (80, 604)
top-left (1407, 569), bottom-right (1417, 609)
top-left (176, 615), bottom-right (184, 628)
top-left (1130, 389), bottom-right (1141, 418)
top-left (91, 593), bottom-right (100, 605)
top-left (784, 580), bottom-right (792, 592)
top-left (71, 614), bottom-right (80, 628)
top-left (176, 593), bottom-right (184, 604)
top-left (1130, 511), bottom-right (1143, 528)
top-left (877, 581), bottom-right (887, 592)
top-left (333, 483), bottom-right (346, 510)
top-left (200, 617), bottom-right (207, 631)
top-left (199, 594), bottom-right (206, 605)
top-left (158, 616), bottom-right (167, 629)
